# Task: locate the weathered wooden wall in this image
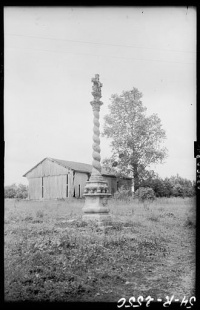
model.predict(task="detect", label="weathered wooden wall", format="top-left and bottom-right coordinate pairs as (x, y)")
top-left (25, 159), bottom-right (68, 178)
top-left (43, 175), bottom-right (66, 199)
top-left (27, 159), bottom-right (91, 199)
top-left (29, 178), bottom-right (42, 199)
top-left (68, 170), bottom-right (74, 198)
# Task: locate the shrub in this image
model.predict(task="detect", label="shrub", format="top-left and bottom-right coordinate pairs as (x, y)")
top-left (4, 183), bottom-right (28, 199)
top-left (4, 184), bottom-right (17, 198)
top-left (138, 171), bottom-right (195, 198)
top-left (113, 185), bottom-right (132, 201)
top-left (134, 187), bottom-right (156, 202)
top-left (172, 183), bottom-right (185, 198)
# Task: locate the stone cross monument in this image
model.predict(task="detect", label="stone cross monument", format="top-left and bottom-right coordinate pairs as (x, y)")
top-left (83, 74), bottom-right (111, 223)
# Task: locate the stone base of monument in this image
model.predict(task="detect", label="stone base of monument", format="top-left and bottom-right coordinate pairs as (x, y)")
top-left (83, 180), bottom-right (112, 226)
top-left (83, 195), bottom-right (112, 225)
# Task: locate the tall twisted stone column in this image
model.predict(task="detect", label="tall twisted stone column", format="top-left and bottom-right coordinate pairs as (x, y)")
top-left (90, 103), bottom-right (102, 181)
top-left (83, 74), bottom-right (111, 223)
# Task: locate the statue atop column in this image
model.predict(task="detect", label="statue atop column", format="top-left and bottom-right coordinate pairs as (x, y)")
top-left (91, 74), bottom-right (103, 101)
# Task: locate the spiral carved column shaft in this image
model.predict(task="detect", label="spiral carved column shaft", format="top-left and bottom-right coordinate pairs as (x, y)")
top-left (90, 105), bottom-right (104, 181)
top-left (92, 107), bottom-right (101, 173)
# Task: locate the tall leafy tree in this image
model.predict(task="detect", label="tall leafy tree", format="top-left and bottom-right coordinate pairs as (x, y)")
top-left (102, 87), bottom-right (168, 191)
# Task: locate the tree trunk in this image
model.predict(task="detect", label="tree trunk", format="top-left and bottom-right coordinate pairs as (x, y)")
top-left (133, 163), bottom-right (139, 192)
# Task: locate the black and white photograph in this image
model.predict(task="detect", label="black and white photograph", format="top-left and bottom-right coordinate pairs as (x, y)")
top-left (4, 6), bottom-right (196, 305)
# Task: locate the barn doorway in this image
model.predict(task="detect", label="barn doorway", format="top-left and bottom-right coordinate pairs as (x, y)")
top-left (66, 174), bottom-right (69, 198)
top-left (72, 185), bottom-right (81, 198)
top-left (42, 177), bottom-right (44, 198)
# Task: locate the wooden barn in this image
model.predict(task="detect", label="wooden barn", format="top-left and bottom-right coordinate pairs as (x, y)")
top-left (23, 157), bottom-right (132, 200)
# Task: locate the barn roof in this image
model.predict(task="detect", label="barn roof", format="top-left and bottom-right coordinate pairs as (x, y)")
top-left (23, 157), bottom-right (132, 179)
top-left (50, 158), bottom-right (93, 174)
top-left (49, 158), bottom-right (119, 177)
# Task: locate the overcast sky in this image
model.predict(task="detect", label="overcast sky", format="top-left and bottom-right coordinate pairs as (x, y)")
top-left (4, 6), bottom-right (196, 185)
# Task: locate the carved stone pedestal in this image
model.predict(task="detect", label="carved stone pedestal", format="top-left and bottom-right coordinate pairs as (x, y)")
top-left (83, 180), bottom-right (111, 224)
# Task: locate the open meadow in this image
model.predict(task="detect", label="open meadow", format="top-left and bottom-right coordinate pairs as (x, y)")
top-left (4, 197), bottom-right (196, 303)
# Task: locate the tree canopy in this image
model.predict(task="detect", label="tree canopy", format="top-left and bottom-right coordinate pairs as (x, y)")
top-left (102, 87), bottom-right (168, 190)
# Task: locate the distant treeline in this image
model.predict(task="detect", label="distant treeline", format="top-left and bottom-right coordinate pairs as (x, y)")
top-left (4, 184), bottom-right (28, 199)
top-left (138, 174), bottom-right (196, 198)
top-left (4, 174), bottom-right (196, 199)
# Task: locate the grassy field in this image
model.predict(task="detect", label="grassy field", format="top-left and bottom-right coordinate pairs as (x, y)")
top-left (4, 197), bottom-right (196, 303)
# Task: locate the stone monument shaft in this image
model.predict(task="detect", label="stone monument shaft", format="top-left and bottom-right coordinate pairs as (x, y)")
top-left (83, 74), bottom-right (111, 223)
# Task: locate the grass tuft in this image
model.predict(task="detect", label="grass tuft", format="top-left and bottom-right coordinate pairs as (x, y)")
top-left (36, 210), bottom-right (44, 218)
top-left (184, 217), bottom-right (196, 229)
